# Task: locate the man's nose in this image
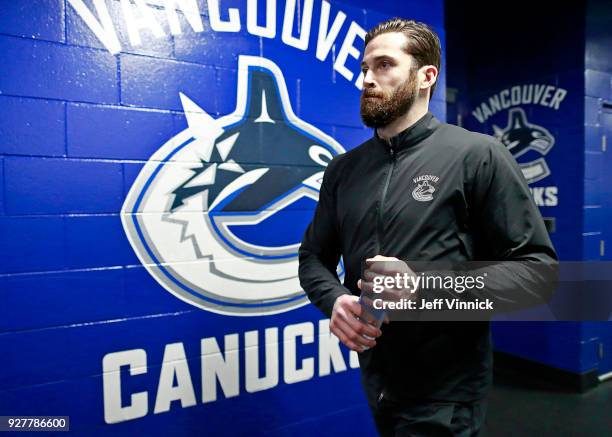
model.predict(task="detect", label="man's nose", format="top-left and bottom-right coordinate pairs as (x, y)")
top-left (363, 69), bottom-right (376, 87)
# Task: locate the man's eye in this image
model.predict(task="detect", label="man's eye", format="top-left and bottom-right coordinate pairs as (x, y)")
top-left (380, 61), bottom-right (390, 69)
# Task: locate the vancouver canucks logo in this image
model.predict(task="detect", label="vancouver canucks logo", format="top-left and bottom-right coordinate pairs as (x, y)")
top-left (412, 175), bottom-right (439, 202)
top-left (121, 56), bottom-right (345, 315)
top-left (493, 108), bottom-right (555, 183)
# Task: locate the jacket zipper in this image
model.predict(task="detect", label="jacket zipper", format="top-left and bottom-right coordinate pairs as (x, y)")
top-left (376, 145), bottom-right (396, 254)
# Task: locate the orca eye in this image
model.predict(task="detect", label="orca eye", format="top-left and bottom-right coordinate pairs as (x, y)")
top-left (309, 145), bottom-right (333, 166)
top-left (532, 131), bottom-right (543, 138)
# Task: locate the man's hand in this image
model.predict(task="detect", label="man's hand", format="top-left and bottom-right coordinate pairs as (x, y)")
top-left (358, 255), bottom-right (419, 302)
top-left (330, 294), bottom-right (382, 352)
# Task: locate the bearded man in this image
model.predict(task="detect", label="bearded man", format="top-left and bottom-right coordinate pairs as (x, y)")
top-left (298, 18), bottom-right (557, 437)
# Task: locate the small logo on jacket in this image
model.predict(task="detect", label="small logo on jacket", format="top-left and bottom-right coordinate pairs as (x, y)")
top-left (412, 175), bottom-right (439, 202)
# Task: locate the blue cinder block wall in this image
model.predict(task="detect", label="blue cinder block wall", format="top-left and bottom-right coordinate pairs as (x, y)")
top-left (0, 1), bottom-right (445, 435)
top-left (582, 0), bottom-right (612, 377)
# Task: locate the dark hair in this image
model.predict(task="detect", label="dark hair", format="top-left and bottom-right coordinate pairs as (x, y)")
top-left (365, 18), bottom-right (441, 100)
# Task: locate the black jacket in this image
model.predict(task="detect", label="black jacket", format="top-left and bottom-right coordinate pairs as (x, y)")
top-left (298, 112), bottom-right (557, 401)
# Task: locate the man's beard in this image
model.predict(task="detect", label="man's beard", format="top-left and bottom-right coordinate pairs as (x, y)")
top-left (360, 69), bottom-right (418, 128)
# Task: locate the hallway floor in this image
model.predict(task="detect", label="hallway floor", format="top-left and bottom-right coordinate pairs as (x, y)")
top-left (483, 369), bottom-right (612, 436)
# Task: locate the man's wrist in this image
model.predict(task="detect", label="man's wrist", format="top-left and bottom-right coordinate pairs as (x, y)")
top-left (325, 287), bottom-right (352, 318)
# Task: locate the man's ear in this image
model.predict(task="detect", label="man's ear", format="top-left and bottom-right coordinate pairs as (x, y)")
top-left (419, 65), bottom-right (438, 91)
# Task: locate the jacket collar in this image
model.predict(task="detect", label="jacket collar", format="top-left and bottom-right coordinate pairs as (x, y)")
top-left (374, 111), bottom-right (439, 153)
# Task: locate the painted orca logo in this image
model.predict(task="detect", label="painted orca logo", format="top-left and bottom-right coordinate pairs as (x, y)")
top-left (121, 56), bottom-right (346, 315)
top-left (493, 108), bottom-right (555, 183)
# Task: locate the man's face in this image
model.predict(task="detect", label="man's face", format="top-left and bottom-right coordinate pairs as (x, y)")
top-left (360, 32), bottom-right (419, 128)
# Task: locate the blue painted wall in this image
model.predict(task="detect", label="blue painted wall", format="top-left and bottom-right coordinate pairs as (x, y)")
top-left (583, 0), bottom-right (612, 376)
top-left (0, 0), bottom-right (445, 435)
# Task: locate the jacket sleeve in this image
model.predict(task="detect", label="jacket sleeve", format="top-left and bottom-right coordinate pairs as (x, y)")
top-left (298, 158), bottom-right (351, 318)
top-left (418, 139), bottom-right (559, 312)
